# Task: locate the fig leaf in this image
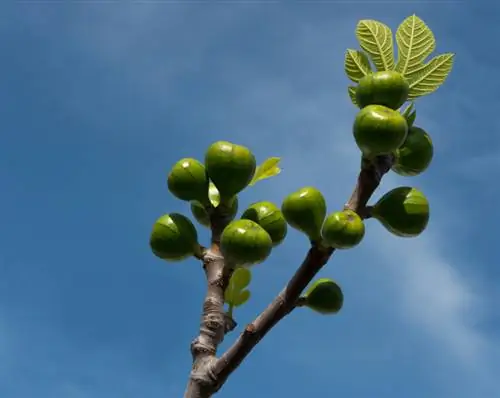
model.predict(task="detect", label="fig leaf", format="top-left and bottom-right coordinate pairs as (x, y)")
top-left (356, 19), bottom-right (395, 71)
top-left (249, 157), bottom-right (281, 186)
top-left (395, 15), bottom-right (436, 77)
top-left (344, 49), bottom-right (372, 83)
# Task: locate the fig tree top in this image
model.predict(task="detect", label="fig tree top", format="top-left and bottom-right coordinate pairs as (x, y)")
top-left (205, 141), bottom-right (256, 199)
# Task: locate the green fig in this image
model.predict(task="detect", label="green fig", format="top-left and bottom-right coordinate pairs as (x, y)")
top-left (149, 213), bottom-right (199, 261)
top-left (220, 219), bottom-right (273, 266)
top-left (356, 71), bottom-right (409, 110)
top-left (190, 183), bottom-right (239, 227)
top-left (281, 187), bottom-right (327, 241)
top-left (205, 141), bottom-right (256, 199)
top-left (372, 187), bottom-right (429, 237)
top-left (303, 278), bottom-right (343, 315)
top-left (241, 201), bottom-right (287, 246)
top-left (353, 104), bottom-right (408, 157)
top-left (321, 210), bottom-right (365, 249)
top-left (392, 126), bottom-right (434, 176)
top-left (167, 158), bottom-right (210, 203)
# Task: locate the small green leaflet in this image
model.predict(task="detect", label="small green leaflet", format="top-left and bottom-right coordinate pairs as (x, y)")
top-left (248, 157), bottom-right (281, 186)
top-left (395, 15), bottom-right (436, 77)
top-left (406, 53), bottom-right (455, 99)
top-left (224, 267), bottom-right (252, 310)
top-left (401, 102), bottom-right (416, 127)
top-left (348, 86), bottom-right (358, 107)
top-left (208, 182), bottom-right (220, 207)
top-left (344, 49), bottom-right (372, 83)
top-left (356, 20), bottom-right (395, 71)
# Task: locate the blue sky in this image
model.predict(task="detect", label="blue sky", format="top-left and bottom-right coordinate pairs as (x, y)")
top-left (1, 1), bottom-right (499, 398)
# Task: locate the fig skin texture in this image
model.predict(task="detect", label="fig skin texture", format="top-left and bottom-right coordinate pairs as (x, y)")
top-left (241, 201), bottom-right (287, 246)
top-left (150, 213), bottom-right (199, 261)
top-left (321, 210), bottom-right (365, 249)
top-left (167, 158), bottom-right (210, 204)
top-left (353, 104), bottom-right (408, 157)
top-left (190, 183), bottom-right (239, 227)
top-left (373, 186), bottom-right (429, 237)
top-left (356, 71), bottom-right (409, 110)
top-left (304, 278), bottom-right (344, 315)
top-left (205, 141), bottom-right (256, 199)
top-left (392, 126), bottom-right (434, 177)
top-left (220, 219), bottom-right (273, 266)
top-left (281, 186), bottom-right (327, 241)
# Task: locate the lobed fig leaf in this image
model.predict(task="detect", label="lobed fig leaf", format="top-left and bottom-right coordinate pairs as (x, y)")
top-left (220, 219), bottom-right (273, 266)
top-left (355, 70), bottom-right (409, 110)
top-left (149, 213), bottom-right (199, 261)
top-left (167, 158), bottom-right (210, 204)
top-left (372, 186), bottom-right (429, 237)
top-left (303, 278), bottom-right (344, 315)
top-left (190, 182), bottom-right (239, 227)
top-left (348, 86), bottom-right (359, 107)
top-left (241, 201), bottom-right (287, 246)
top-left (353, 104), bottom-right (408, 157)
top-left (344, 49), bottom-right (372, 83)
top-left (205, 141), bottom-right (256, 199)
top-left (356, 19), bottom-right (395, 71)
top-left (249, 157), bottom-right (281, 186)
top-left (392, 126), bottom-right (433, 176)
top-left (321, 210), bottom-right (365, 249)
top-left (281, 187), bottom-right (327, 241)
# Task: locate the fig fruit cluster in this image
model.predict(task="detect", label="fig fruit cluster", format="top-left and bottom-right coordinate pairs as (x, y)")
top-left (352, 71), bottom-right (434, 177)
top-left (281, 186), bottom-right (366, 249)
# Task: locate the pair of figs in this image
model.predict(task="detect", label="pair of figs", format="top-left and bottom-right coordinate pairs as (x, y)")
top-left (167, 141), bottom-right (256, 208)
top-left (353, 71), bottom-right (433, 176)
top-left (279, 186), bottom-right (365, 249)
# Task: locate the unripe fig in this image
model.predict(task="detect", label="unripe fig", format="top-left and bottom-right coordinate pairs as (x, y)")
top-left (220, 219), bottom-right (273, 266)
top-left (149, 213), bottom-right (199, 261)
top-left (190, 183), bottom-right (239, 227)
top-left (205, 141), bottom-right (256, 199)
top-left (353, 104), bottom-right (408, 157)
top-left (372, 187), bottom-right (429, 237)
top-left (356, 71), bottom-right (409, 110)
top-left (281, 187), bottom-right (327, 241)
top-left (392, 126), bottom-right (434, 176)
top-left (303, 278), bottom-right (343, 315)
top-left (241, 201), bottom-right (287, 246)
top-left (321, 210), bottom-right (365, 249)
top-left (167, 158), bottom-right (210, 203)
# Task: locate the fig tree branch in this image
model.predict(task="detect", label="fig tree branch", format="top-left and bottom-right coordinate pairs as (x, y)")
top-left (210, 154), bottom-right (393, 393)
top-left (183, 206), bottom-right (237, 398)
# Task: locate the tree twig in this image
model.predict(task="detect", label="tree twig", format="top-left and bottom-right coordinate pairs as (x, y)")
top-left (184, 155), bottom-right (393, 397)
top-left (211, 154), bottom-right (392, 393)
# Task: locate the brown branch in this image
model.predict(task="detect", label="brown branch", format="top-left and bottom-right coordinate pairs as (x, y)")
top-left (209, 154), bottom-right (393, 393)
top-left (183, 204), bottom-right (237, 398)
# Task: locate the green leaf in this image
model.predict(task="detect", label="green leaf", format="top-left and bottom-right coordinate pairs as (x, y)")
top-left (230, 267), bottom-right (252, 290)
top-left (401, 101), bottom-right (417, 126)
top-left (395, 14), bottom-right (436, 77)
top-left (356, 19), bottom-right (395, 71)
top-left (407, 53), bottom-right (455, 99)
top-left (344, 49), bottom-right (372, 82)
top-left (232, 289), bottom-right (251, 307)
top-left (208, 182), bottom-right (220, 207)
top-left (348, 86), bottom-right (358, 107)
top-left (249, 157), bottom-right (281, 186)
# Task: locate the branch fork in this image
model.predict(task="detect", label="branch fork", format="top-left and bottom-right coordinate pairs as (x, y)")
top-left (184, 155), bottom-right (393, 398)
